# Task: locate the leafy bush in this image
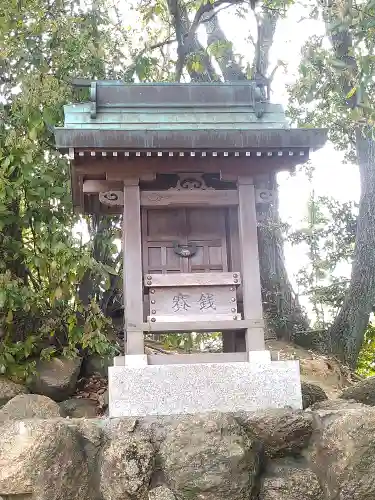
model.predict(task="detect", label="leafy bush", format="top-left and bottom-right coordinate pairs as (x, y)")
top-left (0, 270), bottom-right (117, 380)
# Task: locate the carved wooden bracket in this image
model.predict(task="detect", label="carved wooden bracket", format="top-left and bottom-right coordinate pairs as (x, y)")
top-left (255, 189), bottom-right (274, 204)
top-left (169, 173), bottom-right (214, 191)
top-left (99, 190), bottom-right (124, 206)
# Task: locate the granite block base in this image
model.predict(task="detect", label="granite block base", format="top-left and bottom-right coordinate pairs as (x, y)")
top-left (108, 360), bottom-right (302, 417)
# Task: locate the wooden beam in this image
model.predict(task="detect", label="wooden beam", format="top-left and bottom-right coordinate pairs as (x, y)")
top-left (123, 178), bottom-right (144, 354)
top-left (141, 319), bottom-right (263, 332)
top-left (147, 314), bottom-right (242, 322)
top-left (144, 272), bottom-right (240, 287)
top-left (140, 189), bottom-right (239, 207)
top-left (237, 176), bottom-right (265, 351)
top-left (73, 155), bottom-right (302, 178)
top-left (83, 179), bottom-right (122, 193)
top-left (147, 352), bottom-right (248, 365)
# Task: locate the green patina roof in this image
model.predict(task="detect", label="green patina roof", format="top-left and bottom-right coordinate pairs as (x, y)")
top-left (54, 80), bottom-right (327, 152)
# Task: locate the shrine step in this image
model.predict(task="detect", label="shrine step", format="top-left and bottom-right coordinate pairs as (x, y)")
top-left (108, 360), bottom-right (302, 417)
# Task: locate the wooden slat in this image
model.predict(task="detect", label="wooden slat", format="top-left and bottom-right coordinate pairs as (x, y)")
top-left (148, 285), bottom-right (239, 320)
top-left (141, 319), bottom-right (263, 332)
top-left (147, 352), bottom-right (248, 365)
top-left (147, 314), bottom-right (241, 322)
top-left (140, 189), bottom-right (239, 207)
top-left (123, 179), bottom-right (144, 354)
top-left (144, 272), bottom-right (241, 287)
top-left (238, 176), bottom-right (265, 351)
top-left (73, 155), bottom-right (303, 179)
top-left (83, 179), bottom-right (122, 193)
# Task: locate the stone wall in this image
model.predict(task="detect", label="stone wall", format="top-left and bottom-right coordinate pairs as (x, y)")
top-left (0, 400), bottom-right (374, 500)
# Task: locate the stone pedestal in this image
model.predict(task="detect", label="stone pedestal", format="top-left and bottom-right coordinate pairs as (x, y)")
top-left (108, 358), bottom-right (302, 417)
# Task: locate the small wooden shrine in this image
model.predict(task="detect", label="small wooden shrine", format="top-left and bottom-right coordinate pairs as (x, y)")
top-left (55, 80), bottom-right (326, 365)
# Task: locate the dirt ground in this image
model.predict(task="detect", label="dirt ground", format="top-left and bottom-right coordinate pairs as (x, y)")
top-left (266, 339), bottom-right (356, 398)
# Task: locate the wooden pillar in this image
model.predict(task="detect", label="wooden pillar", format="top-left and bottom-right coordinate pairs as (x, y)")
top-left (123, 178), bottom-right (144, 354)
top-left (237, 176), bottom-right (265, 351)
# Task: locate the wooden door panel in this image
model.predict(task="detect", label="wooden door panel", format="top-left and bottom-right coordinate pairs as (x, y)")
top-left (187, 208), bottom-right (226, 240)
top-left (189, 242), bottom-right (226, 272)
top-left (142, 208), bottom-right (186, 274)
top-left (142, 206), bottom-right (229, 275)
top-left (146, 208), bottom-right (185, 241)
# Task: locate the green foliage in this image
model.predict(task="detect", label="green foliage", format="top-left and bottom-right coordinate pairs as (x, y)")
top-left (288, 0), bottom-right (375, 369)
top-left (288, 188), bottom-right (357, 329)
top-left (0, 269), bottom-right (116, 379)
top-left (0, 0), bottom-right (132, 378)
top-left (288, 0), bottom-right (375, 158)
top-left (357, 324), bottom-right (375, 377)
top-left (157, 332), bottom-right (221, 352)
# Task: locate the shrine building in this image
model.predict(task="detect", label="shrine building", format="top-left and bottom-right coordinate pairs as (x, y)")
top-left (55, 80), bottom-right (327, 416)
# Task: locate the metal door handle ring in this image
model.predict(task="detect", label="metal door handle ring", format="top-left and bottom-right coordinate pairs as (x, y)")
top-left (172, 241), bottom-right (197, 258)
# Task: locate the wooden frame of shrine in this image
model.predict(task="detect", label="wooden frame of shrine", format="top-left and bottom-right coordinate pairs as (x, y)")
top-left (55, 80), bottom-right (327, 367)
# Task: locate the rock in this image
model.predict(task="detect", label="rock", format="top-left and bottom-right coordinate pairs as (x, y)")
top-left (82, 354), bottom-right (112, 378)
top-left (68, 418), bottom-right (104, 499)
top-left (59, 398), bottom-right (97, 418)
top-left (0, 377), bottom-right (28, 407)
top-left (100, 421), bottom-right (155, 500)
top-left (159, 414), bottom-right (258, 500)
top-left (301, 382), bottom-right (327, 409)
top-left (0, 419), bottom-right (89, 499)
top-left (0, 394), bottom-right (63, 422)
top-left (340, 376), bottom-right (375, 406)
top-left (237, 409), bottom-right (313, 457)
top-left (149, 485), bottom-right (176, 500)
top-left (100, 389), bottom-right (109, 407)
top-left (311, 398), bottom-right (366, 411)
top-left (27, 356), bottom-right (82, 402)
top-left (259, 457), bottom-right (324, 500)
top-left (308, 406), bottom-right (375, 499)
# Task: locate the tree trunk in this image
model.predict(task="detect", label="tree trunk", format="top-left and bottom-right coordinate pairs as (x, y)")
top-left (328, 127), bottom-right (375, 367)
top-left (255, 173), bottom-right (309, 340)
top-left (322, 0), bottom-right (375, 367)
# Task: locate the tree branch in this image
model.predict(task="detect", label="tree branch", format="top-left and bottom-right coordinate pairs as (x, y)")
top-left (186, 0), bottom-right (245, 50)
top-left (200, 3), bottom-right (237, 24)
top-left (167, 0), bottom-right (217, 82)
top-left (168, 0), bottom-right (185, 81)
top-left (125, 38), bottom-right (177, 79)
top-left (252, 8), bottom-right (279, 78)
top-left (268, 60), bottom-right (285, 85)
top-left (174, 0), bottom-right (246, 81)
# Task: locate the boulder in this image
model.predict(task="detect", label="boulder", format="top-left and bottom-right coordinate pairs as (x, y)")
top-left (99, 389), bottom-right (109, 407)
top-left (301, 382), bottom-right (328, 409)
top-left (0, 377), bottom-right (28, 407)
top-left (82, 354), bottom-right (112, 378)
top-left (259, 457), bottom-right (324, 500)
top-left (159, 414), bottom-right (258, 500)
top-left (100, 421), bottom-right (155, 500)
top-left (59, 398), bottom-right (97, 418)
top-left (340, 376), bottom-right (375, 406)
top-left (308, 406), bottom-right (375, 499)
top-left (236, 409), bottom-right (313, 457)
top-left (0, 394), bottom-right (62, 422)
top-left (0, 419), bottom-right (89, 499)
top-left (149, 486), bottom-right (176, 500)
top-left (27, 357), bottom-right (82, 402)
top-left (67, 419), bottom-right (104, 499)
top-left (311, 398), bottom-right (366, 411)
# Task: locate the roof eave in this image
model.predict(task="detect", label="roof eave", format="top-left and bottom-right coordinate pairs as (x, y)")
top-left (54, 128), bottom-right (327, 153)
